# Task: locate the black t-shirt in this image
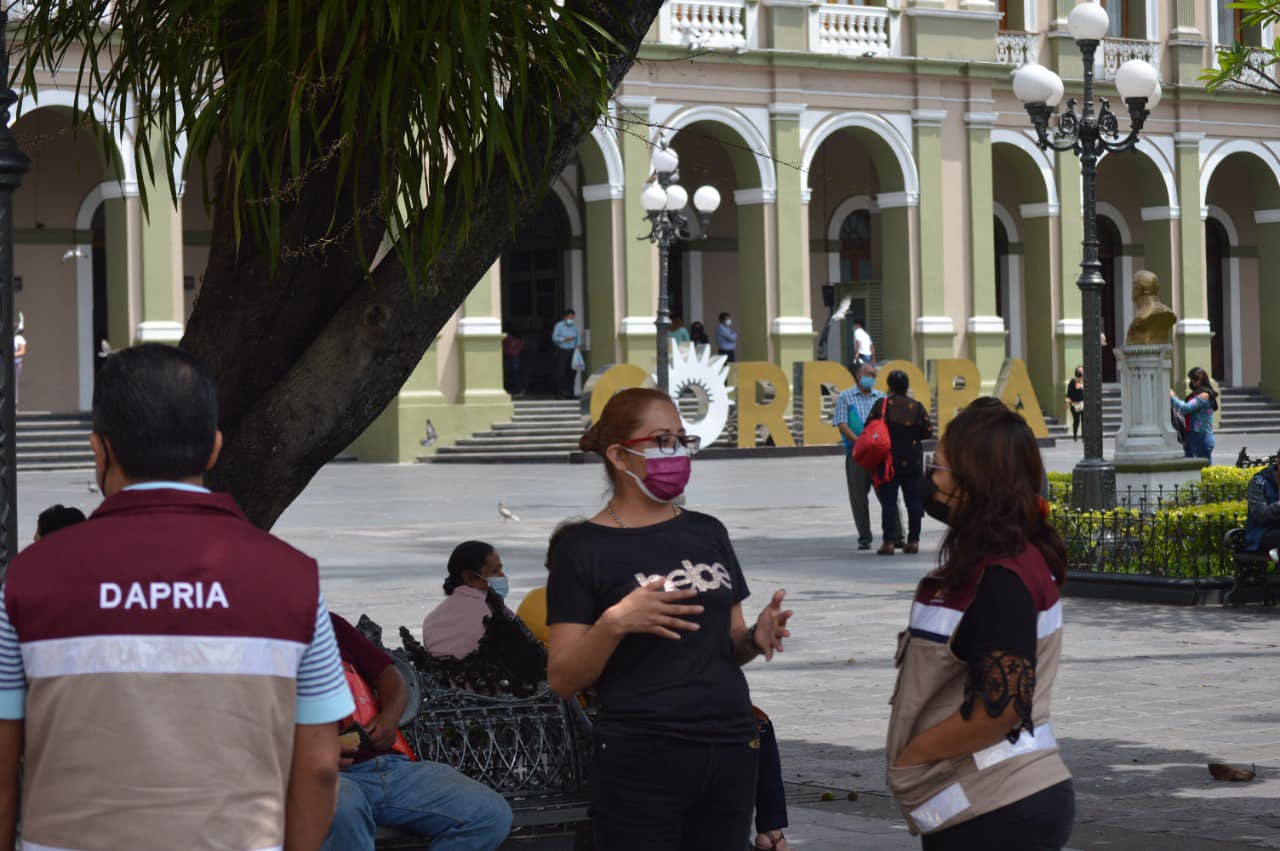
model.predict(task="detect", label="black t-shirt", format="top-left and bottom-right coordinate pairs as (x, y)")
top-left (546, 510), bottom-right (755, 743)
top-left (952, 566), bottom-right (1037, 742)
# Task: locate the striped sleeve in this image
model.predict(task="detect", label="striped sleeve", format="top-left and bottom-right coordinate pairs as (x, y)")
top-left (0, 587), bottom-right (25, 719)
top-left (295, 592), bottom-right (354, 725)
top-left (832, 392), bottom-right (849, 428)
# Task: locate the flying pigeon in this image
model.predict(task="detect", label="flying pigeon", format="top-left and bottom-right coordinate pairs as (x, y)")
top-left (498, 502), bottom-right (520, 522)
top-left (61, 247), bottom-right (87, 262)
top-left (98, 340), bottom-right (113, 359)
top-left (816, 296), bottom-right (853, 361)
top-left (420, 419), bottom-right (438, 448)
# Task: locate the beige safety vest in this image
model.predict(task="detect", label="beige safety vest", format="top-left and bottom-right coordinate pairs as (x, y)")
top-left (885, 548), bottom-right (1071, 835)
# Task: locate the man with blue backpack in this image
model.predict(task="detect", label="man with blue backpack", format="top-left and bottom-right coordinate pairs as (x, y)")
top-left (834, 362), bottom-right (900, 551)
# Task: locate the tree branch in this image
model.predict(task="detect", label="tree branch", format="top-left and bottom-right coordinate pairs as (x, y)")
top-left (209, 0), bottom-right (664, 527)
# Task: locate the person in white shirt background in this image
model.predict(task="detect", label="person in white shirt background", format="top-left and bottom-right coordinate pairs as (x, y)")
top-left (14, 313), bottom-right (26, 409)
top-left (851, 318), bottom-right (874, 366)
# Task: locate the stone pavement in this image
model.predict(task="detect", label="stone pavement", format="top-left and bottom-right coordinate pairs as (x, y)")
top-left (14, 432), bottom-right (1279, 850)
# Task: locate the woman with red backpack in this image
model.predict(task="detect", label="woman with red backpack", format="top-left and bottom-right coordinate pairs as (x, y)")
top-left (867, 369), bottom-right (933, 555)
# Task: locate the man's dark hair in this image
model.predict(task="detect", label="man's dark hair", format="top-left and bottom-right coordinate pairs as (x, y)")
top-left (718, 312), bottom-right (730, 323)
top-left (853, 318), bottom-right (864, 327)
top-left (563, 309), bottom-right (576, 318)
top-left (36, 504), bottom-right (86, 538)
top-left (92, 344), bottom-right (219, 481)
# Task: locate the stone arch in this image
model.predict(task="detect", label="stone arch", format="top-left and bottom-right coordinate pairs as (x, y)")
top-left (579, 123), bottom-right (625, 190)
top-left (801, 112), bottom-right (917, 198)
top-left (72, 182), bottom-right (136, 411)
top-left (992, 200), bottom-right (1019, 243)
top-left (1095, 201), bottom-right (1134, 243)
top-left (1200, 139), bottom-right (1280, 210)
top-left (662, 105), bottom-right (775, 195)
top-left (804, 119), bottom-right (914, 366)
top-left (1098, 144), bottom-right (1178, 209)
top-left (991, 130), bottom-right (1057, 208)
top-left (827, 195), bottom-right (876, 242)
top-left (1206, 204), bottom-right (1242, 385)
top-left (15, 88), bottom-right (135, 185)
top-left (550, 176), bottom-right (583, 238)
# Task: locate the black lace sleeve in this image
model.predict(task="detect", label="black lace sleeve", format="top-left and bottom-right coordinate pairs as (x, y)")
top-left (953, 567), bottom-right (1037, 743)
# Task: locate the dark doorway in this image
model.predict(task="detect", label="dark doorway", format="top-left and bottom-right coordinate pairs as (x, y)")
top-left (994, 216), bottom-right (1010, 356)
top-left (1205, 217), bottom-right (1229, 383)
top-left (667, 240), bottom-right (686, 326)
top-left (501, 195), bottom-right (568, 396)
top-left (91, 203), bottom-right (108, 376)
top-left (839, 209), bottom-right (873, 282)
top-left (1097, 215), bottom-right (1122, 382)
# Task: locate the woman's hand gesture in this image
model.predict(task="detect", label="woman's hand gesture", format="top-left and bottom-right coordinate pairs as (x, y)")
top-left (753, 589), bottom-right (793, 661)
top-left (604, 578), bottom-right (704, 640)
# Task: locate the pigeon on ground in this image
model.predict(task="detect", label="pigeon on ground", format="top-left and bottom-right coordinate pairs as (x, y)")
top-left (86, 480), bottom-right (100, 494)
top-left (499, 502), bottom-right (520, 522)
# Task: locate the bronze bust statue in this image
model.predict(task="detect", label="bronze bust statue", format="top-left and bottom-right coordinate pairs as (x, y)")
top-left (1125, 270), bottom-right (1176, 345)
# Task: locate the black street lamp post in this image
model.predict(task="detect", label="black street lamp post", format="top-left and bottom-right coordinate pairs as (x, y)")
top-left (640, 140), bottom-right (720, 392)
top-left (0, 12), bottom-right (29, 576)
top-left (1015, 1), bottom-right (1160, 510)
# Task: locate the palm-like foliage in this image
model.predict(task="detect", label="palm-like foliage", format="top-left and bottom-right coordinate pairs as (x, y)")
top-left (1201, 0), bottom-right (1280, 92)
top-left (13, 0), bottom-right (615, 278)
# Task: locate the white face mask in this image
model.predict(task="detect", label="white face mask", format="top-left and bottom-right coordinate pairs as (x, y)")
top-left (724, 319), bottom-right (732, 327)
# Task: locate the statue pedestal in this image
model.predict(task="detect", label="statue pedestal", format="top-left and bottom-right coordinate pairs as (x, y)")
top-left (1113, 344), bottom-right (1205, 506)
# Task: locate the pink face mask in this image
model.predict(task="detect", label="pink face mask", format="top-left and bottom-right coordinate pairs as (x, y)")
top-left (623, 446), bottom-right (692, 503)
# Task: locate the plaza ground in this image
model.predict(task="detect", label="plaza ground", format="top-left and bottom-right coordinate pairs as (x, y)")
top-left (16, 433), bottom-right (1280, 850)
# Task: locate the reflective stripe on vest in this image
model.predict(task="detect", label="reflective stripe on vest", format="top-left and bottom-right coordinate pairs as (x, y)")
top-left (909, 783), bottom-right (971, 833)
top-left (972, 722), bottom-right (1058, 771)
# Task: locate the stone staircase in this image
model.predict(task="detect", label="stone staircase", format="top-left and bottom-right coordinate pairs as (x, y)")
top-left (431, 399), bottom-right (587, 464)
top-left (16, 412), bottom-right (95, 471)
top-left (1102, 385), bottom-right (1280, 436)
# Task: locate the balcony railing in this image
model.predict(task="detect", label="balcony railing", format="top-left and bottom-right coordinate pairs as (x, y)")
top-left (996, 30), bottom-right (1039, 66)
top-left (658, 0), bottom-right (756, 50)
top-left (1221, 47), bottom-right (1276, 90)
top-left (1101, 37), bottom-right (1161, 80)
top-left (809, 3), bottom-right (891, 57)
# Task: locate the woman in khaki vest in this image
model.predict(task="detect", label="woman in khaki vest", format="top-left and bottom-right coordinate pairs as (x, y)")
top-left (886, 398), bottom-right (1074, 849)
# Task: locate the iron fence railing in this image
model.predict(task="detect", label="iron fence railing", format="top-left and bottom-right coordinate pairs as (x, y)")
top-left (1048, 480), bottom-right (1247, 511)
top-left (1051, 507), bottom-right (1244, 579)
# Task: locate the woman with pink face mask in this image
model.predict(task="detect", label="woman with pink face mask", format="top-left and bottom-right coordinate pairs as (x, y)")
top-left (546, 388), bottom-right (793, 851)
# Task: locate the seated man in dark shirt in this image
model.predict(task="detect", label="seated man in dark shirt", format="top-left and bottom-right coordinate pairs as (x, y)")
top-left (1245, 453), bottom-right (1280, 556)
top-left (324, 613), bottom-right (513, 851)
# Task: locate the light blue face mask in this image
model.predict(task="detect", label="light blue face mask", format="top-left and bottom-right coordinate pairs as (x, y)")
top-left (486, 576), bottom-right (510, 599)
top-left (860, 375), bottom-right (876, 391)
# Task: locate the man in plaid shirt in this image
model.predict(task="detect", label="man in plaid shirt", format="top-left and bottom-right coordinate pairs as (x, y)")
top-left (833, 362), bottom-right (900, 550)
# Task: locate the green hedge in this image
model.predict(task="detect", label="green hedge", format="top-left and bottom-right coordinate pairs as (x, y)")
top-left (1050, 499), bottom-right (1246, 579)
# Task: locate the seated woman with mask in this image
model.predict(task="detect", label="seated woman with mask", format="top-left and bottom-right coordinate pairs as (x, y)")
top-left (422, 540), bottom-right (510, 659)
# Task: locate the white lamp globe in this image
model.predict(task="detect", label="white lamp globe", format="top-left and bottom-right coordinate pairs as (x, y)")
top-left (693, 185), bottom-right (722, 213)
top-left (1067, 1), bottom-right (1110, 41)
top-left (1115, 59), bottom-right (1160, 102)
top-left (651, 145), bottom-right (680, 175)
top-left (1013, 64), bottom-right (1064, 105)
top-left (641, 184), bottom-right (668, 212)
top-left (1147, 81), bottom-right (1162, 110)
top-left (664, 184), bottom-right (689, 211)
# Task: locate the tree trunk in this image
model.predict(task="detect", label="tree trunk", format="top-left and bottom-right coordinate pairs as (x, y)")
top-left (183, 0), bottom-right (663, 529)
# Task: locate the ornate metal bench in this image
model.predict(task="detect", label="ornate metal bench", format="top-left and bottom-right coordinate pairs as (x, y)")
top-left (1223, 528), bottom-right (1280, 607)
top-left (355, 617), bottom-right (593, 849)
